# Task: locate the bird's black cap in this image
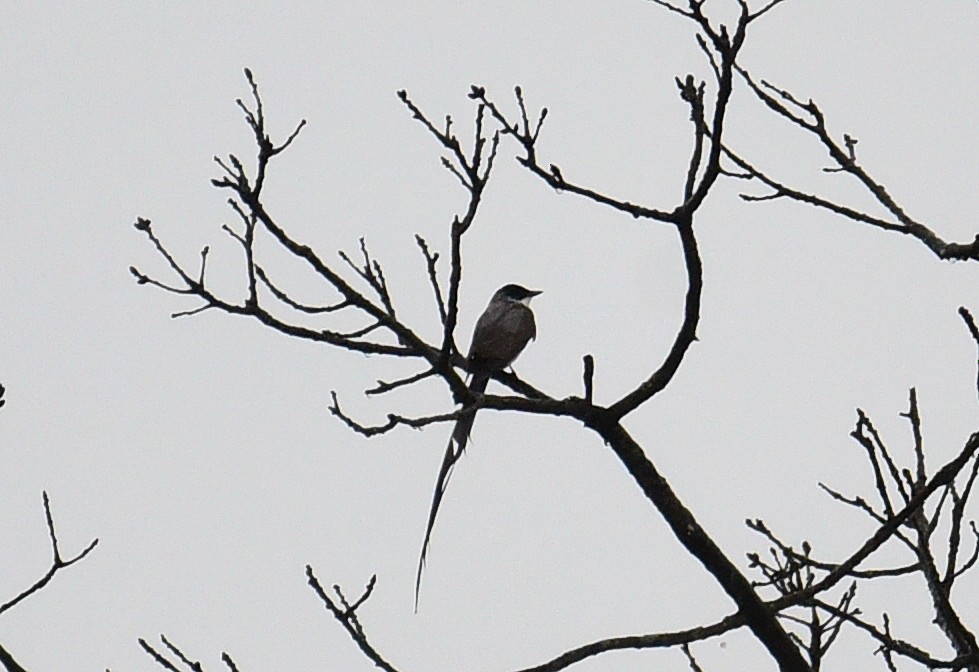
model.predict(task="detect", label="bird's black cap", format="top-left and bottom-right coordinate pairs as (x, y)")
top-left (496, 284), bottom-right (542, 301)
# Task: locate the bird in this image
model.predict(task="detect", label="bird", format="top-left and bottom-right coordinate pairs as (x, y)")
top-left (414, 283), bottom-right (541, 610)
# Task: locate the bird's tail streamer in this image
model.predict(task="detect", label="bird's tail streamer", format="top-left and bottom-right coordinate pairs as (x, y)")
top-left (414, 372), bottom-right (489, 611)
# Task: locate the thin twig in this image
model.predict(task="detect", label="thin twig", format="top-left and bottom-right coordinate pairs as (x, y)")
top-left (0, 492), bottom-right (99, 616)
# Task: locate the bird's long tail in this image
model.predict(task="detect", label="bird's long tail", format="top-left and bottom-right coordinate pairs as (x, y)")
top-left (414, 372), bottom-right (489, 611)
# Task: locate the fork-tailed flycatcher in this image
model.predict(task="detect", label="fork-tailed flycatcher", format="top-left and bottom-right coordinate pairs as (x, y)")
top-left (414, 283), bottom-right (541, 609)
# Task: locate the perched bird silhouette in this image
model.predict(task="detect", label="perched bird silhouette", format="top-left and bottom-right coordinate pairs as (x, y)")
top-left (415, 283), bottom-right (541, 609)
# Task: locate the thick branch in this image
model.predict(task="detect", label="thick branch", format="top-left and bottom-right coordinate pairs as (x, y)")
top-left (609, 218), bottom-right (702, 419)
top-left (513, 615), bottom-right (742, 672)
top-left (0, 643), bottom-right (28, 672)
top-left (587, 419), bottom-right (809, 672)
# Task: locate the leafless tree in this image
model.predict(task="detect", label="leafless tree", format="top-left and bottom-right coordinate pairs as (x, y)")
top-left (132, 1), bottom-right (979, 670)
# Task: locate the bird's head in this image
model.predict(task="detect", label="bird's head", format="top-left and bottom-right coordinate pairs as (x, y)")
top-left (494, 284), bottom-right (542, 306)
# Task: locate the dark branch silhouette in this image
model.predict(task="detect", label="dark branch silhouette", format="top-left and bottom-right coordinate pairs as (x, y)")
top-left (1, 492), bottom-right (98, 617)
top-left (133, 1), bottom-right (979, 671)
top-left (0, 491), bottom-right (98, 672)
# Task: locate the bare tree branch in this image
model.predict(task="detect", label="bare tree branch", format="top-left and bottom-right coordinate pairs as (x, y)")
top-left (721, 66), bottom-right (979, 262)
top-left (0, 643), bottom-right (29, 672)
top-left (139, 635), bottom-right (242, 672)
top-left (0, 491), bottom-right (98, 617)
top-left (306, 568), bottom-right (400, 672)
top-left (415, 235), bottom-right (446, 325)
top-left (132, 2), bottom-right (979, 670)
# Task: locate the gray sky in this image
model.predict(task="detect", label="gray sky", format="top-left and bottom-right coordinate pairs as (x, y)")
top-left (2, 2), bottom-right (978, 670)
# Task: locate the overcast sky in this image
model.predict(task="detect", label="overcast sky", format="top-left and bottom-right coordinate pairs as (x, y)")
top-left (2, 2), bottom-right (979, 671)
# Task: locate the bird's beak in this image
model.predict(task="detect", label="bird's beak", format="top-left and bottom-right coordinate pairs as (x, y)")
top-left (521, 289), bottom-right (542, 306)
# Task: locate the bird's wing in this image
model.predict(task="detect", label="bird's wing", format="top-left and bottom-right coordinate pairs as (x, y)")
top-left (469, 304), bottom-right (536, 371)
